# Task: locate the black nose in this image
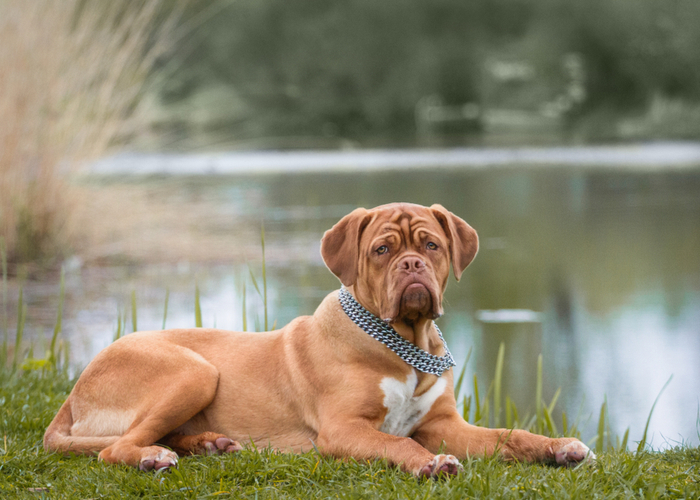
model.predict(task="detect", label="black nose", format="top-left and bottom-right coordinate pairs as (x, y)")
top-left (398, 255), bottom-right (426, 272)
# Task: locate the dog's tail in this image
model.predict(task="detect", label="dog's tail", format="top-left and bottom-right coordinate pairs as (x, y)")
top-left (43, 397), bottom-right (120, 455)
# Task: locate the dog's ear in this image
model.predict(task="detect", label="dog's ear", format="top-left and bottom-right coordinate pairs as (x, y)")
top-left (430, 204), bottom-right (478, 281)
top-left (321, 207), bottom-right (372, 286)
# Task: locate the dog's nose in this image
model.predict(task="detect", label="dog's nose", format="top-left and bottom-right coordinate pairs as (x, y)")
top-left (398, 255), bottom-right (426, 272)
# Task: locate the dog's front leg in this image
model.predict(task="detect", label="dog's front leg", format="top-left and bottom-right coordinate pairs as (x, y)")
top-left (316, 419), bottom-right (462, 478)
top-left (412, 412), bottom-right (594, 466)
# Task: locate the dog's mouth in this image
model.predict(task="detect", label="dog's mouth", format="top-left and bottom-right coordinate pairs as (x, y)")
top-left (387, 279), bottom-right (441, 324)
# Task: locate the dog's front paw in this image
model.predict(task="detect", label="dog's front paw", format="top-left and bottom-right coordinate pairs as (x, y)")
top-left (551, 439), bottom-right (595, 467)
top-left (139, 447), bottom-right (179, 472)
top-left (417, 454), bottom-right (463, 478)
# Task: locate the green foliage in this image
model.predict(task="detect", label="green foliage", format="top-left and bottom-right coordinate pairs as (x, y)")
top-left (159, 0), bottom-right (700, 143)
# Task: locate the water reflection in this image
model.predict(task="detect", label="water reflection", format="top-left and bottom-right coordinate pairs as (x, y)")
top-left (8, 166), bottom-right (700, 448)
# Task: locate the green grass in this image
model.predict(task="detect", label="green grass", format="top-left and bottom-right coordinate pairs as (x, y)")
top-left (1, 371), bottom-right (699, 499)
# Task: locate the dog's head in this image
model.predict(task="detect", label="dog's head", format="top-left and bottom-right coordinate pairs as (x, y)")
top-left (321, 203), bottom-right (478, 324)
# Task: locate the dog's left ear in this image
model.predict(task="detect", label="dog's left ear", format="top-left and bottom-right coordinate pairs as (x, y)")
top-left (321, 207), bottom-right (372, 286)
top-left (430, 204), bottom-right (479, 281)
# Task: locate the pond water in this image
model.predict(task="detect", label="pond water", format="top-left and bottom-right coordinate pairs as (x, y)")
top-left (6, 148), bottom-right (700, 449)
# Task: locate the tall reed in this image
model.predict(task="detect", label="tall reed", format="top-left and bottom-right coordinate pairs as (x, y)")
top-left (0, 0), bottom-right (178, 264)
top-left (1, 238), bottom-right (7, 366)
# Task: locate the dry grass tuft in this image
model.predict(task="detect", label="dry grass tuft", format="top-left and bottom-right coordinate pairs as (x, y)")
top-left (0, 0), bottom-right (178, 265)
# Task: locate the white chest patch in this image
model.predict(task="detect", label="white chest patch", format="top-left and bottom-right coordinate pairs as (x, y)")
top-left (379, 371), bottom-right (447, 437)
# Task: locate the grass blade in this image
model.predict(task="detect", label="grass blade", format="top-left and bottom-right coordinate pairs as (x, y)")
top-left (536, 354), bottom-right (543, 434)
top-left (261, 222), bottom-right (268, 331)
top-left (114, 308), bottom-right (124, 342)
top-left (543, 404), bottom-right (557, 436)
top-left (195, 283), bottom-right (202, 328)
top-left (493, 342), bottom-right (505, 428)
top-left (473, 374), bottom-right (482, 424)
top-left (619, 427), bottom-right (630, 451)
top-left (12, 287), bottom-right (26, 373)
top-left (637, 375), bottom-right (673, 453)
top-left (453, 347), bottom-right (472, 399)
top-left (247, 264), bottom-right (262, 299)
top-left (242, 281), bottom-right (247, 332)
top-left (1, 237), bottom-right (7, 339)
top-left (505, 396), bottom-right (513, 428)
top-left (510, 399), bottom-right (519, 428)
top-left (49, 267), bottom-right (65, 369)
top-left (1, 237), bottom-right (7, 369)
top-left (481, 397), bottom-right (490, 427)
top-left (162, 288), bottom-right (169, 330)
top-left (462, 394), bottom-right (471, 422)
top-left (547, 387), bottom-right (561, 417)
top-left (596, 398), bottom-right (607, 454)
top-left (131, 290), bottom-right (137, 332)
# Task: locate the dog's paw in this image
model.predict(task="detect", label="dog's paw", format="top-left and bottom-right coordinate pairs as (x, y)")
top-left (417, 454), bottom-right (463, 478)
top-left (552, 439), bottom-right (596, 467)
top-left (139, 448), bottom-right (179, 472)
top-left (203, 436), bottom-right (243, 456)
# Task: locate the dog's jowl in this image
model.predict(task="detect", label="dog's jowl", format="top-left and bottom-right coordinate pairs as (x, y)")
top-left (44, 203), bottom-right (593, 477)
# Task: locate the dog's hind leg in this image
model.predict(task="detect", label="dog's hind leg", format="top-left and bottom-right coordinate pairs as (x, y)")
top-left (57, 339), bottom-right (224, 471)
top-left (98, 359), bottom-right (221, 470)
top-left (159, 432), bottom-right (243, 456)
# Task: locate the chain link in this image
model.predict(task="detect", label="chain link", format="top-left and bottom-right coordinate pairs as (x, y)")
top-left (338, 287), bottom-right (456, 377)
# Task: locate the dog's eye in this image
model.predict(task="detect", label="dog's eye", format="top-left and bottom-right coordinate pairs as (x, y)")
top-left (376, 245), bottom-right (388, 255)
top-left (426, 242), bottom-right (438, 251)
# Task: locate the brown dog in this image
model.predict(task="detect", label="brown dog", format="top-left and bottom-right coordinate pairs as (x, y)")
top-left (44, 203), bottom-right (593, 477)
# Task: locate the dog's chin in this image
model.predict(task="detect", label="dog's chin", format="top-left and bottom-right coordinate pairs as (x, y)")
top-left (394, 283), bottom-right (439, 323)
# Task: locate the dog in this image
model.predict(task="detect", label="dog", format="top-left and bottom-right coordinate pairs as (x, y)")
top-left (44, 202), bottom-right (593, 477)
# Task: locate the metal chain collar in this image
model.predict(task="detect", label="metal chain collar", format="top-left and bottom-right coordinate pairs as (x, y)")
top-left (338, 286), bottom-right (456, 377)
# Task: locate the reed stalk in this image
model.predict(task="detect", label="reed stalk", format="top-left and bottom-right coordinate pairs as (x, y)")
top-left (48, 267), bottom-right (65, 369)
top-left (453, 347), bottom-right (471, 399)
top-left (1, 238), bottom-right (6, 367)
top-left (162, 288), bottom-right (170, 330)
top-left (637, 376), bottom-right (673, 453)
top-left (261, 223), bottom-right (268, 331)
top-left (131, 290), bottom-right (138, 333)
top-left (11, 287), bottom-right (25, 373)
top-left (242, 282), bottom-right (247, 332)
top-left (195, 283), bottom-right (202, 328)
top-left (535, 354), bottom-right (544, 434)
top-left (596, 398), bottom-right (607, 453)
top-left (0, 0), bottom-right (179, 263)
top-left (493, 342), bottom-right (505, 428)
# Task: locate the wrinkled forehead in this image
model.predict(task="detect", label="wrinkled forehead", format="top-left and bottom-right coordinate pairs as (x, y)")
top-left (362, 205), bottom-right (446, 244)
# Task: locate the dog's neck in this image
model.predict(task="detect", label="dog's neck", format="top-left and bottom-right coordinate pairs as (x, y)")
top-left (345, 285), bottom-right (444, 356)
top-left (341, 286), bottom-right (451, 397)
top-left (392, 319), bottom-right (442, 356)
top-left (393, 319), bottom-right (443, 396)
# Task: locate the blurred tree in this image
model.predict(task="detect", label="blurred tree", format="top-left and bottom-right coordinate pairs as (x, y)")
top-left (157, 0), bottom-right (700, 143)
